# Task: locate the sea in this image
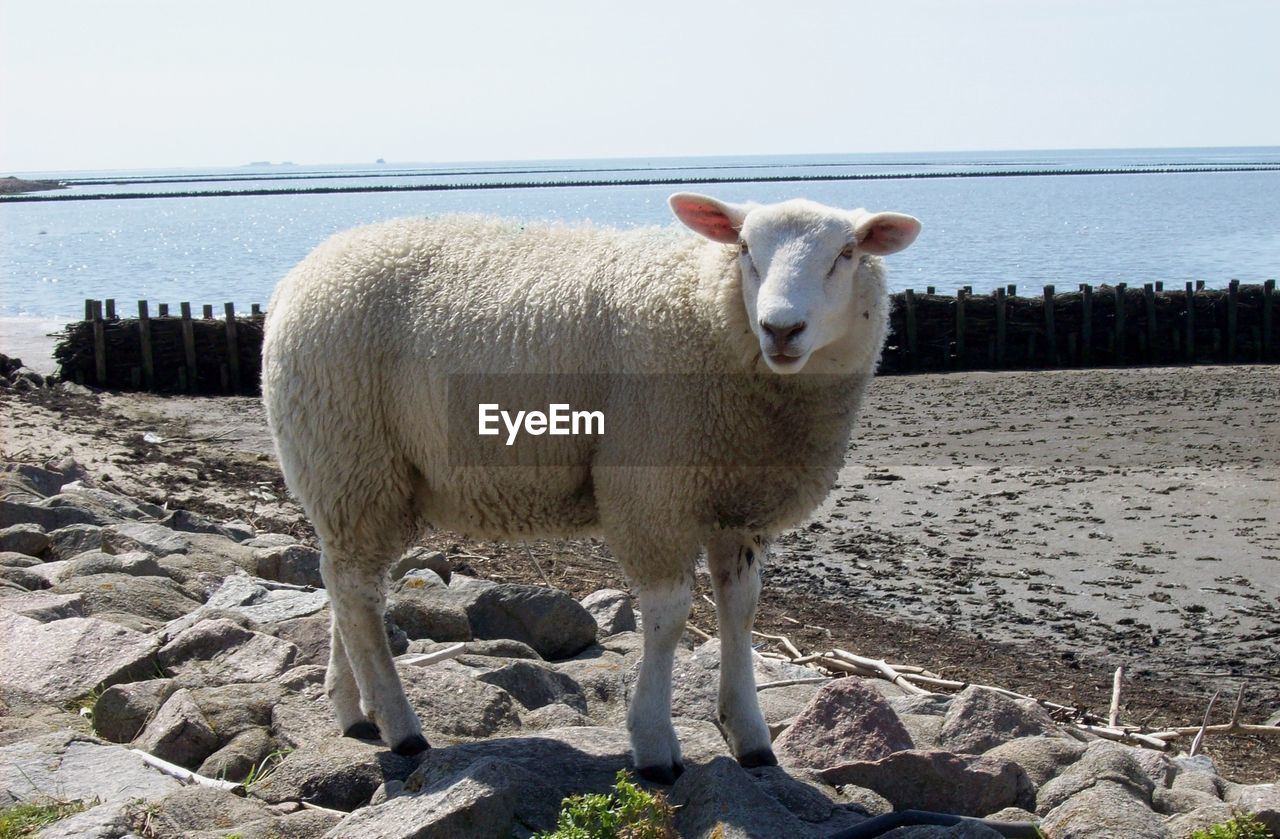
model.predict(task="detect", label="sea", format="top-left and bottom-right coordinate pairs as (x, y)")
top-left (2, 147), bottom-right (1278, 321)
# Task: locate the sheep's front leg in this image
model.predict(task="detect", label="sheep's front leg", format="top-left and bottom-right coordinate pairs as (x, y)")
top-left (326, 615), bottom-right (378, 740)
top-left (630, 578), bottom-right (692, 784)
top-left (707, 533), bottom-right (776, 767)
top-left (322, 552), bottom-right (428, 755)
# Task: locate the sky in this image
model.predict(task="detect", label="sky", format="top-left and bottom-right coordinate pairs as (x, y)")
top-left (2, 0), bottom-right (1278, 173)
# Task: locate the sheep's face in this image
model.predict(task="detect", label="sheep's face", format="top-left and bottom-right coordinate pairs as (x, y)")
top-left (670, 193), bottom-right (921, 374)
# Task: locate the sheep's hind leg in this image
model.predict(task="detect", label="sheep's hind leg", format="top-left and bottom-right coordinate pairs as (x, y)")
top-left (707, 533), bottom-right (776, 768)
top-left (629, 577), bottom-right (692, 784)
top-left (326, 615), bottom-right (379, 740)
top-left (322, 552), bottom-right (428, 755)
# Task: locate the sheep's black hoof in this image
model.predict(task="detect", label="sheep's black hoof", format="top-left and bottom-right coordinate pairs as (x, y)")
top-left (636, 761), bottom-right (684, 785)
top-left (737, 748), bottom-right (778, 769)
top-left (343, 721), bottom-right (381, 741)
top-left (391, 733), bottom-right (430, 756)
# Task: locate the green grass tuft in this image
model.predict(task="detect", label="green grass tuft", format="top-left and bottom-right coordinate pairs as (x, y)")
top-left (1191, 813), bottom-right (1271, 839)
top-left (534, 770), bottom-right (675, 839)
top-left (0, 800), bottom-right (87, 839)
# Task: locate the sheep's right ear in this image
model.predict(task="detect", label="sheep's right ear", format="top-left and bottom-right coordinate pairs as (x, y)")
top-left (669, 193), bottom-right (749, 244)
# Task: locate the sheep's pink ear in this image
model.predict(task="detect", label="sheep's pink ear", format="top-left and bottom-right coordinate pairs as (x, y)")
top-left (855, 212), bottom-right (922, 255)
top-left (669, 193), bottom-right (748, 244)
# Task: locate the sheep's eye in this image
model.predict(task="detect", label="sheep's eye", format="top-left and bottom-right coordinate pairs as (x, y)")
top-left (739, 242), bottom-right (750, 255)
top-left (840, 244), bottom-right (856, 259)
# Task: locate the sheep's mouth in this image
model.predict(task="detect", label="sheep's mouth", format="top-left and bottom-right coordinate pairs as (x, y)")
top-left (764, 351), bottom-right (809, 373)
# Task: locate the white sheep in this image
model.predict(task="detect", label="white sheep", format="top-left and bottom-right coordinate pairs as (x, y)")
top-left (261, 193), bottom-right (920, 781)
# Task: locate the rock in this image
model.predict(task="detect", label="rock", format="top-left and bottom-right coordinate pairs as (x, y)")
top-left (133, 688), bottom-right (220, 769)
top-left (277, 664), bottom-right (327, 690)
top-left (774, 679), bottom-right (915, 769)
top-left (51, 572), bottom-right (202, 628)
top-left (391, 547), bottom-right (451, 583)
top-left (1152, 785), bottom-right (1223, 815)
top-left (62, 550), bottom-right (164, 579)
top-left (325, 756), bottom-right (559, 838)
top-left (1234, 784), bottom-right (1280, 833)
top-left (403, 667), bottom-right (523, 739)
top-left (672, 756), bottom-right (830, 838)
top-left (463, 582), bottom-right (597, 659)
top-left (0, 498), bottom-right (100, 530)
top-left (39, 486), bottom-right (156, 525)
top-left (0, 564), bottom-right (49, 590)
top-left (1171, 766), bottom-right (1224, 798)
top-left (937, 686), bottom-right (1062, 755)
top-left (748, 765), bottom-right (844, 823)
top-left (821, 749), bottom-right (1031, 817)
top-left (1039, 780), bottom-right (1170, 838)
top-left (0, 611), bottom-right (160, 703)
top-left (0, 731), bottom-right (183, 808)
top-left (1036, 741), bottom-right (1155, 815)
top-left (833, 784), bottom-right (894, 817)
top-left (0, 589), bottom-right (85, 621)
top-left (220, 519), bottom-right (257, 542)
top-left (404, 723), bottom-right (731, 804)
top-left (388, 576), bottom-right (472, 642)
top-left (250, 736), bottom-right (423, 811)
top-left (272, 612), bottom-right (333, 665)
top-left (519, 702), bottom-right (594, 729)
top-left (189, 682), bottom-right (286, 743)
top-left (1164, 803), bottom-right (1238, 838)
top-left (159, 509), bottom-right (237, 539)
top-left (140, 786), bottom-right (274, 835)
top-left (0, 462), bottom-right (68, 500)
top-left (897, 713), bottom-right (945, 750)
top-left (100, 521), bottom-right (191, 556)
top-left (0, 522), bottom-right (48, 556)
top-left (197, 726), bottom-right (275, 782)
top-left (473, 659), bottom-right (589, 713)
top-left (984, 736), bottom-right (1086, 787)
top-left (92, 679), bottom-right (177, 742)
top-left (579, 588), bottom-right (636, 635)
top-left (0, 550), bottom-right (42, 568)
top-left (242, 533), bottom-right (298, 549)
top-left (880, 824), bottom-right (1006, 838)
top-left (159, 618), bottom-right (300, 685)
top-left (165, 575), bottom-right (330, 634)
top-left (255, 543), bottom-right (324, 588)
top-left (33, 800), bottom-right (134, 839)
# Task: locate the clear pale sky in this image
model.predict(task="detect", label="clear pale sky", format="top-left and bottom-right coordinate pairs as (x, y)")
top-left (2, 0), bottom-right (1277, 173)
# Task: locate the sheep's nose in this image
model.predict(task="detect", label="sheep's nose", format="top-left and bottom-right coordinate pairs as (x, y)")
top-left (760, 319), bottom-right (807, 344)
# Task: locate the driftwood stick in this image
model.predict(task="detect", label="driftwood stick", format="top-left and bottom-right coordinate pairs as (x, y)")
top-left (522, 544), bottom-right (554, 588)
top-left (1189, 690), bottom-right (1220, 758)
top-left (831, 649), bottom-right (931, 696)
top-left (131, 749), bottom-right (245, 794)
top-left (687, 623), bottom-right (713, 641)
top-left (1229, 684), bottom-right (1245, 726)
top-left (756, 677), bottom-right (832, 691)
top-left (300, 801), bottom-right (350, 817)
top-left (1146, 722), bottom-right (1280, 741)
top-left (1109, 666), bottom-right (1124, 728)
top-left (1074, 724), bottom-right (1169, 751)
top-left (752, 630), bottom-right (804, 660)
top-left (399, 643), bottom-right (466, 667)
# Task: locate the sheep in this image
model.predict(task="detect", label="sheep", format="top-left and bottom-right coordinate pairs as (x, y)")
top-left (261, 192), bottom-right (921, 782)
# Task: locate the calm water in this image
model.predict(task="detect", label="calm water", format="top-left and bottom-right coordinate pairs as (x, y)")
top-left (2, 148), bottom-right (1278, 320)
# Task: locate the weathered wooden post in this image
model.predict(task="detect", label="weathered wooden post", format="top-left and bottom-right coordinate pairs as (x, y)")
top-left (180, 302), bottom-right (198, 392)
top-left (1227, 280), bottom-right (1239, 362)
top-left (926, 286), bottom-right (935, 295)
top-left (158, 303), bottom-right (170, 317)
top-left (251, 303), bottom-right (262, 317)
top-left (1155, 281), bottom-right (1164, 292)
top-left (224, 303), bottom-right (241, 394)
top-left (91, 300), bottom-right (107, 385)
top-left (137, 300), bottom-right (155, 391)
top-left (1144, 283), bottom-right (1157, 363)
top-left (995, 288), bottom-right (1007, 368)
top-left (1264, 279), bottom-right (1275, 362)
top-left (1114, 283), bottom-right (1127, 365)
top-left (1006, 284), bottom-right (1017, 297)
top-left (203, 304), bottom-right (214, 319)
top-left (1081, 284), bottom-right (1093, 366)
top-left (84, 299), bottom-right (93, 321)
top-left (105, 299), bottom-right (117, 320)
top-left (954, 288), bottom-right (966, 369)
top-left (1043, 285), bottom-right (1056, 366)
top-left (904, 289), bottom-right (918, 372)
top-left (1185, 282), bottom-right (1196, 362)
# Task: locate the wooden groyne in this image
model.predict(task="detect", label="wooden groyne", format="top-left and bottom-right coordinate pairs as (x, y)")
top-left (54, 281), bottom-right (1276, 393)
top-left (876, 280), bottom-right (1276, 375)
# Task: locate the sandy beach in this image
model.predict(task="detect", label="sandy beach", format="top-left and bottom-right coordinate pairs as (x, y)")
top-left (2, 355), bottom-right (1277, 780)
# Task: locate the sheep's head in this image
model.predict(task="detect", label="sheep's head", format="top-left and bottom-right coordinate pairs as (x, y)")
top-left (670, 193), bottom-right (920, 375)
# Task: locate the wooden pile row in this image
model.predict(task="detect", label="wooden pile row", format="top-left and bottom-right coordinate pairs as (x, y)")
top-left (53, 281), bottom-right (1277, 393)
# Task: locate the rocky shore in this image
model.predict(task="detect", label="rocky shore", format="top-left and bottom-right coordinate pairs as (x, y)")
top-left (1, 356), bottom-right (1277, 837)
